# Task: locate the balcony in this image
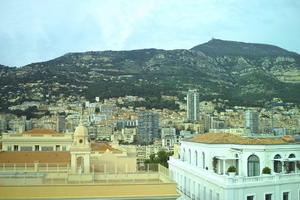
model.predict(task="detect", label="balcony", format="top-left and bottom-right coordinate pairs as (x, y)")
top-left (169, 157), bottom-right (300, 187)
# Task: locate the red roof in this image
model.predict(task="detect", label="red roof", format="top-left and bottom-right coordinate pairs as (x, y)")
top-left (23, 129), bottom-right (60, 135)
top-left (184, 133), bottom-right (291, 145)
top-left (91, 142), bottom-right (122, 153)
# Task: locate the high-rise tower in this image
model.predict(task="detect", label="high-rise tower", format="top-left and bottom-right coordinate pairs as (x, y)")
top-left (56, 114), bottom-right (66, 133)
top-left (244, 110), bottom-right (259, 134)
top-left (187, 89), bottom-right (200, 122)
top-left (137, 111), bottom-right (159, 145)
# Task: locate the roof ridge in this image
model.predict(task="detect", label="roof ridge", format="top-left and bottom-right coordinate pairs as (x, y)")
top-left (185, 132), bottom-right (290, 145)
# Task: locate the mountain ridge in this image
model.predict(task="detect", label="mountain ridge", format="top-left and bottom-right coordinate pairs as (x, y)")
top-left (191, 39), bottom-right (299, 57)
top-left (1, 39), bottom-right (300, 111)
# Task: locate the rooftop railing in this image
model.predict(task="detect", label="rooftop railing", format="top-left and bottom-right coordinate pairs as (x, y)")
top-left (169, 157), bottom-right (300, 186)
top-left (0, 163), bottom-right (173, 185)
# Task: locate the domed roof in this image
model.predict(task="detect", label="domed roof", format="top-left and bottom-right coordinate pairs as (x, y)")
top-left (74, 124), bottom-right (88, 136)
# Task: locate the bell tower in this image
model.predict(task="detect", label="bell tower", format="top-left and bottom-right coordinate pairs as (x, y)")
top-left (70, 119), bottom-right (91, 174)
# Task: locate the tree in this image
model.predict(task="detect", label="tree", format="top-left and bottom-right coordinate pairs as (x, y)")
top-left (144, 150), bottom-right (173, 168)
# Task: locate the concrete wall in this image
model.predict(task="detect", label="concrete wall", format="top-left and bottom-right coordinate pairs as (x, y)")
top-left (0, 182), bottom-right (179, 199)
top-left (91, 151), bottom-right (137, 173)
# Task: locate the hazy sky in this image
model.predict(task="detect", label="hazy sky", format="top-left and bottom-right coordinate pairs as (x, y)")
top-left (1, 0), bottom-right (299, 67)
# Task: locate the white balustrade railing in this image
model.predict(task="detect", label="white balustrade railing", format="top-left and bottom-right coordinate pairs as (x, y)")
top-left (169, 157), bottom-right (300, 186)
top-left (0, 163), bottom-right (69, 172)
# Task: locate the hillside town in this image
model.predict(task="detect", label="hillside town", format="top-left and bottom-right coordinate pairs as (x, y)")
top-left (1, 0), bottom-right (300, 199)
top-left (1, 89), bottom-right (300, 199)
top-left (1, 90), bottom-right (300, 165)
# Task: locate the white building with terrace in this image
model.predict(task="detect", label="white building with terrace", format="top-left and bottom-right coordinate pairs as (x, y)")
top-left (169, 133), bottom-right (300, 200)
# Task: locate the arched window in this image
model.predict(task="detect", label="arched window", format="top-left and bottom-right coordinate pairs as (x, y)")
top-left (188, 149), bottom-right (191, 164)
top-left (274, 154), bottom-right (282, 173)
top-left (289, 153), bottom-right (296, 158)
top-left (286, 154), bottom-right (296, 173)
top-left (195, 151), bottom-right (198, 166)
top-left (76, 157), bottom-right (84, 173)
top-left (248, 155), bottom-right (260, 176)
top-left (202, 152), bottom-right (205, 169)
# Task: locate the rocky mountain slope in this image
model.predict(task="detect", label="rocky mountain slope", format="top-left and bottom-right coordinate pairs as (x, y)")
top-left (1, 39), bottom-right (300, 111)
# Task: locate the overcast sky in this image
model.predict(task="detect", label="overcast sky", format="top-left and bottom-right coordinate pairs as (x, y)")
top-left (0, 0), bottom-right (299, 67)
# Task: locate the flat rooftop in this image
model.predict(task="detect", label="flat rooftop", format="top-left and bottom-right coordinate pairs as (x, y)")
top-left (0, 182), bottom-right (179, 199)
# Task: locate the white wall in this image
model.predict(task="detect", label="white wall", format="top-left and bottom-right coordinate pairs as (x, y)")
top-left (170, 140), bottom-right (300, 200)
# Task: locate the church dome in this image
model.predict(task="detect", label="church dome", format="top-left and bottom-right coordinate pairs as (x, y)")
top-left (74, 124), bottom-right (88, 136)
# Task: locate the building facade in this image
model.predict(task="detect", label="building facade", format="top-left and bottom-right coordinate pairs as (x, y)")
top-left (169, 133), bottom-right (300, 200)
top-left (0, 119), bottom-right (7, 134)
top-left (0, 122), bottom-right (178, 200)
top-left (244, 110), bottom-right (259, 134)
top-left (56, 114), bottom-right (66, 133)
top-left (1, 129), bottom-right (73, 152)
top-left (187, 89), bottom-right (200, 122)
top-left (137, 111), bottom-right (160, 144)
top-left (161, 127), bottom-right (178, 150)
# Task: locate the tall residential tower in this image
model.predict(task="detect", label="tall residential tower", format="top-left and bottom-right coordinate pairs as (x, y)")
top-left (187, 89), bottom-right (200, 122)
top-left (137, 111), bottom-right (159, 145)
top-left (244, 110), bottom-right (259, 134)
top-left (56, 114), bottom-right (66, 133)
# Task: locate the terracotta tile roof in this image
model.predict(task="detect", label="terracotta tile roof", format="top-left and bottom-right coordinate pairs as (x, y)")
top-left (184, 133), bottom-right (292, 145)
top-left (281, 135), bottom-right (296, 143)
top-left (0, 151), bottom-right (70, 163)
top-left (23, 129), bottom-right (60, 135)
top-left (91, 142), bottom-right (122, 153)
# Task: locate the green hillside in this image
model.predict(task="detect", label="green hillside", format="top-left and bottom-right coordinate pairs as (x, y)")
top-left (1, 39), bottom-right (300, 111)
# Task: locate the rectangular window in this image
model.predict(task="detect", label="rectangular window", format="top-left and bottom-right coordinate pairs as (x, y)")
top-left (7, 146), bottom-right (12, 151)
top-left (35, 145), bottom-right (39, 151)
top-left (13, 145), bottom-right (19, 151)
top-left (247, 196), bottom-right (254, 200)
top-left (283, 192), bottom-right (289, 200)
top-left (265, 194), bottom-right (272, 200)
top-left (41, 146), bottom-right (54, 151)
top-left (20, 146), bottom-right (33, 151)
top-left (56, 145), bottom-right (60, 151)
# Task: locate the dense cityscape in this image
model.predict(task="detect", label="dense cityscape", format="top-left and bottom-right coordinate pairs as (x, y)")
top-left (1, 1), bottom-right (300, 200)
top-left (1, 88), bottom-right (300, 199)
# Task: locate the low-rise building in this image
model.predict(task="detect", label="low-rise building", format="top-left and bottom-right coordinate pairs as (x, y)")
top-left (0, 122), bottom-right (179, 199)
top-left (169, 133), bottom-right (300, 200)
top-left (1, 129), bottom-right (73, 152)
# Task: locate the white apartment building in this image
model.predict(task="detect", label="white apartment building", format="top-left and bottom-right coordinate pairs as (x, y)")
top-left (161, 127), bottom-right (178, 150)
top-left (169, 133), bottom-right (300, 200)
top-left (187, 89), bottom-right (200, 122)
